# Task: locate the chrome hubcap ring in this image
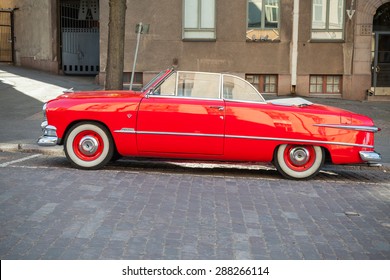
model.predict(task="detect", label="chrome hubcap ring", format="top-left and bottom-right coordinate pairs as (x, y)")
top-left (289, 147), bottom-right (310, 166)
top-left (79, 136), bottom-right (99, 156)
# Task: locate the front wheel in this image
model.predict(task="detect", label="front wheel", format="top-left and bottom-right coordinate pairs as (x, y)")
top-left (274, 144), bottom-right (324, 180)
top-left (64, 122), bottom-right (114, 169)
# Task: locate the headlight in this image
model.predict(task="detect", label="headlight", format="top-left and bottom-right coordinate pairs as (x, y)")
top-left (43, 125), bottom-right (57, 137)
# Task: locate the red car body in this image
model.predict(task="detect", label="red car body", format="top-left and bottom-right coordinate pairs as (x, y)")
top-left (38, 69), bottom-right (381, 179)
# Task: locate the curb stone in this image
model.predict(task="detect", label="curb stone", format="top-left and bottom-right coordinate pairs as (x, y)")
top-left (0, 143), bottom-right (64, 156)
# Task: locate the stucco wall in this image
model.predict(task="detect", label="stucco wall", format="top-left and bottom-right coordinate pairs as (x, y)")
top-left (100, 0), bottom-right (294, 92)
top-left (3, 0), bottom-right (387, 100)
top-left (1, 0), bottom-right (58, 72)
top-left (0, 1), bottom-right (15, 8)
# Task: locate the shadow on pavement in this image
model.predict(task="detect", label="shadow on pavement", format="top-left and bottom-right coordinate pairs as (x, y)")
top-left (0, 79), bottom-right (43, 143)
top-left (0, 63), bottom-right (102, 92)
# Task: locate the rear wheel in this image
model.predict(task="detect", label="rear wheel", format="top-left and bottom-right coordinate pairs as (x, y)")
top-left (274, 144), bottom-right (324, 179)
top-left (64, 122), bottom-right (114, 169)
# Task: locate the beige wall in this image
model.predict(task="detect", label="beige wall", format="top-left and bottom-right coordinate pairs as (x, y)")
top-left (99, 0), bottom-right (294, 91)
top-left (2, 0), bottom-right (388, 100)
top-left (1, 0), bottom-right (58, 72)
top-left (0, 1), bottom-right (16, 8)
top-left (99, 0), bottom-right (383, 100)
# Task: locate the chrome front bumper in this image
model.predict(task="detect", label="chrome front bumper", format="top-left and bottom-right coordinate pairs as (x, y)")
top-left (37, 121), bottom-right (58, 146)
top-left (359, 151), bottom-right (382, 162)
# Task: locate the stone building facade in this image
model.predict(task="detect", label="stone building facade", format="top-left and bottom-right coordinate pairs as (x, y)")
top-left (1, 0), bottom-right (389, 100)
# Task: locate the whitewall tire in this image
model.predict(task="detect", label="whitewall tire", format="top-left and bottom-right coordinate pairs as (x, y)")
top-left (274, 144), bottom-right (324, 180)
top-left (64, 122), bottom-right (114, 169)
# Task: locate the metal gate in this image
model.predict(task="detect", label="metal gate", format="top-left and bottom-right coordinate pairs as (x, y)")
top-left (0, 10), bottom-right (13, 62)
top-left (60, 0), bottom-right (99, 75)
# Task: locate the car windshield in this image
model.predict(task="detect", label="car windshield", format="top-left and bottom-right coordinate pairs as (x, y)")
top-left (144, 70), bottom-right (265, 103)
top-left (141, 70), bottom-right (170, 92)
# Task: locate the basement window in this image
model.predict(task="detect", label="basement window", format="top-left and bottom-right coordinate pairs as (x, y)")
top-left (123, 72), bottom-right (143, 90)
top-left (246, 74), bottom-right (278, 94)
top-left (310, 75), bottom-right (342, 94)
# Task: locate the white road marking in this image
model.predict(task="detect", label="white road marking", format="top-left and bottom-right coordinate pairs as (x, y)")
top-left (0, 154), bottom-right (41, 167)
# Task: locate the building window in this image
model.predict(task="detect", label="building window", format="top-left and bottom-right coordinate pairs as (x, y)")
top-left (247, 0), bottom-right (280, 41)
top-left (311, 0), bottom-right (345, 40)
top-left (310, 75), bottom-right (342, 93)
top-left (183, 0), bottom-right (215, 40)
top-left (246, 74), bottom-right (278, 93)
top-left (123, 72), bottom-right (143, 89)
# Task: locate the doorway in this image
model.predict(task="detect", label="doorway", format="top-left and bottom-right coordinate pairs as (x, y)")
top-left (0, 10), bottom-right (13, 62)
top-left (372, 3), bottom-right (390, 96)
top-left (60, 0), bottom-right (99, 75)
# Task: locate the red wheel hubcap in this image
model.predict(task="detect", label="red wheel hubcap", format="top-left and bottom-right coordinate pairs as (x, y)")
top-left (72, 130), bottom-right (104, 161)
top-left (283, 145), bottom-right (316, 172)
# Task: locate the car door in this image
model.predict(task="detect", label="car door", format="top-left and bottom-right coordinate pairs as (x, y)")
top-left (136, 72), bottom-right (225, 155)
top-left (221, 74), bottom-right (275, 162)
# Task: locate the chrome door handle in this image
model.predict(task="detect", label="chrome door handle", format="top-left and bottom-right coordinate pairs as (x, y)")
top-left (209, 106), bottom-right (224, 111)
top-left (375, 65), bottom-right (381, 73)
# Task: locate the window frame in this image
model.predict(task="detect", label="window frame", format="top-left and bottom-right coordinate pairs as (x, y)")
top-left (247, 0), bottom-right (280, 30)
top-left (182, 0), bottom-right (216, 41)
top-left (311, 0), bottom-right (345, 41)
top-left (152, 71), bottom-right (222, 100)
top-left (245, 74), bottom-right (278, 94)
top-left (150, 71), bottom-right (266, 103)
top-left (223, 74), bottom-right (266, 103)
top-left (123, 72), bottom-right (143, 89)
top-left (309, 75), bottom-right (342, 94)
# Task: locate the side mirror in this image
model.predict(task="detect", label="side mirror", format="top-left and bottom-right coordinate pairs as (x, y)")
top-left (145, 87), bottom-right (154, 98)
top-left (148, 87), bottom-right (161, 96)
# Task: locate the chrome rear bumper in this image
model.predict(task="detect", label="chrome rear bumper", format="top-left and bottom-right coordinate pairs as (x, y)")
top-left (37, 121), bottom-right (58, 146)
top-left (359, 151), bottom-right (381, 162)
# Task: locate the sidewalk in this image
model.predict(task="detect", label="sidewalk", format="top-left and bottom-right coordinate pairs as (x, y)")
top-left (0, 63), bottom-right (389, 168)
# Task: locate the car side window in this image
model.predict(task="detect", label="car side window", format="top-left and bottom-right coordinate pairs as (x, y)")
top-left (153, 71), bottom-right (223, 100)
top-left (223, 74), bottom-right (264, 102)
top-left (177, 72), bottom-right (220, 99)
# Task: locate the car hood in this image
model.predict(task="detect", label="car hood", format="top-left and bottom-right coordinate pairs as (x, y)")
top-left (57, 90), bottom-right (143, 99)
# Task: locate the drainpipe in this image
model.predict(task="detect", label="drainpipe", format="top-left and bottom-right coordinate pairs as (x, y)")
top-left (291, 0), bottom-right (299, 94)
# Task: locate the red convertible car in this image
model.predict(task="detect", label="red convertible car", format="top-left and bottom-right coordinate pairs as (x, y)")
top-left (38, 69), bottom-right (381, 179)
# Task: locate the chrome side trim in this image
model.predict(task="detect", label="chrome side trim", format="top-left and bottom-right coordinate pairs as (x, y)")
top-left (225, 134), bottom-right (374, 148)
top-left (313, 124), bottom-right (380, 133)
top-left (147, 95), bottom-right (222, 102)
top-left (128, 129), bottom-right (374, 149)
top-left (138, 131), bottom-right (224, 138)
top-left (359, 151), bottom-right (381, 162)
top-left (114, 128), bottom-right (136, 134)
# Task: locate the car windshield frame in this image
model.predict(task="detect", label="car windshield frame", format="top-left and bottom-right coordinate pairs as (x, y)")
top-left (145, 70), bottom-right (266, 103)
top-left (141, 69), bottom-right (173, 92)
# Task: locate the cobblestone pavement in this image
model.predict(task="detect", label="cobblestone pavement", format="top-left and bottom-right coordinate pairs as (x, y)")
top-left (0, 152), bottom-right (389, 260)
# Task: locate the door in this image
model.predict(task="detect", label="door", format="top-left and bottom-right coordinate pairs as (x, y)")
top-left (0, 11), bottom-right (13, 62)
top-left (372, 33), bottom-right (390, 95)
top-left (136, 72), bottom-right (225, 155)
top-left (60, 0), bottom-right (99, 75)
